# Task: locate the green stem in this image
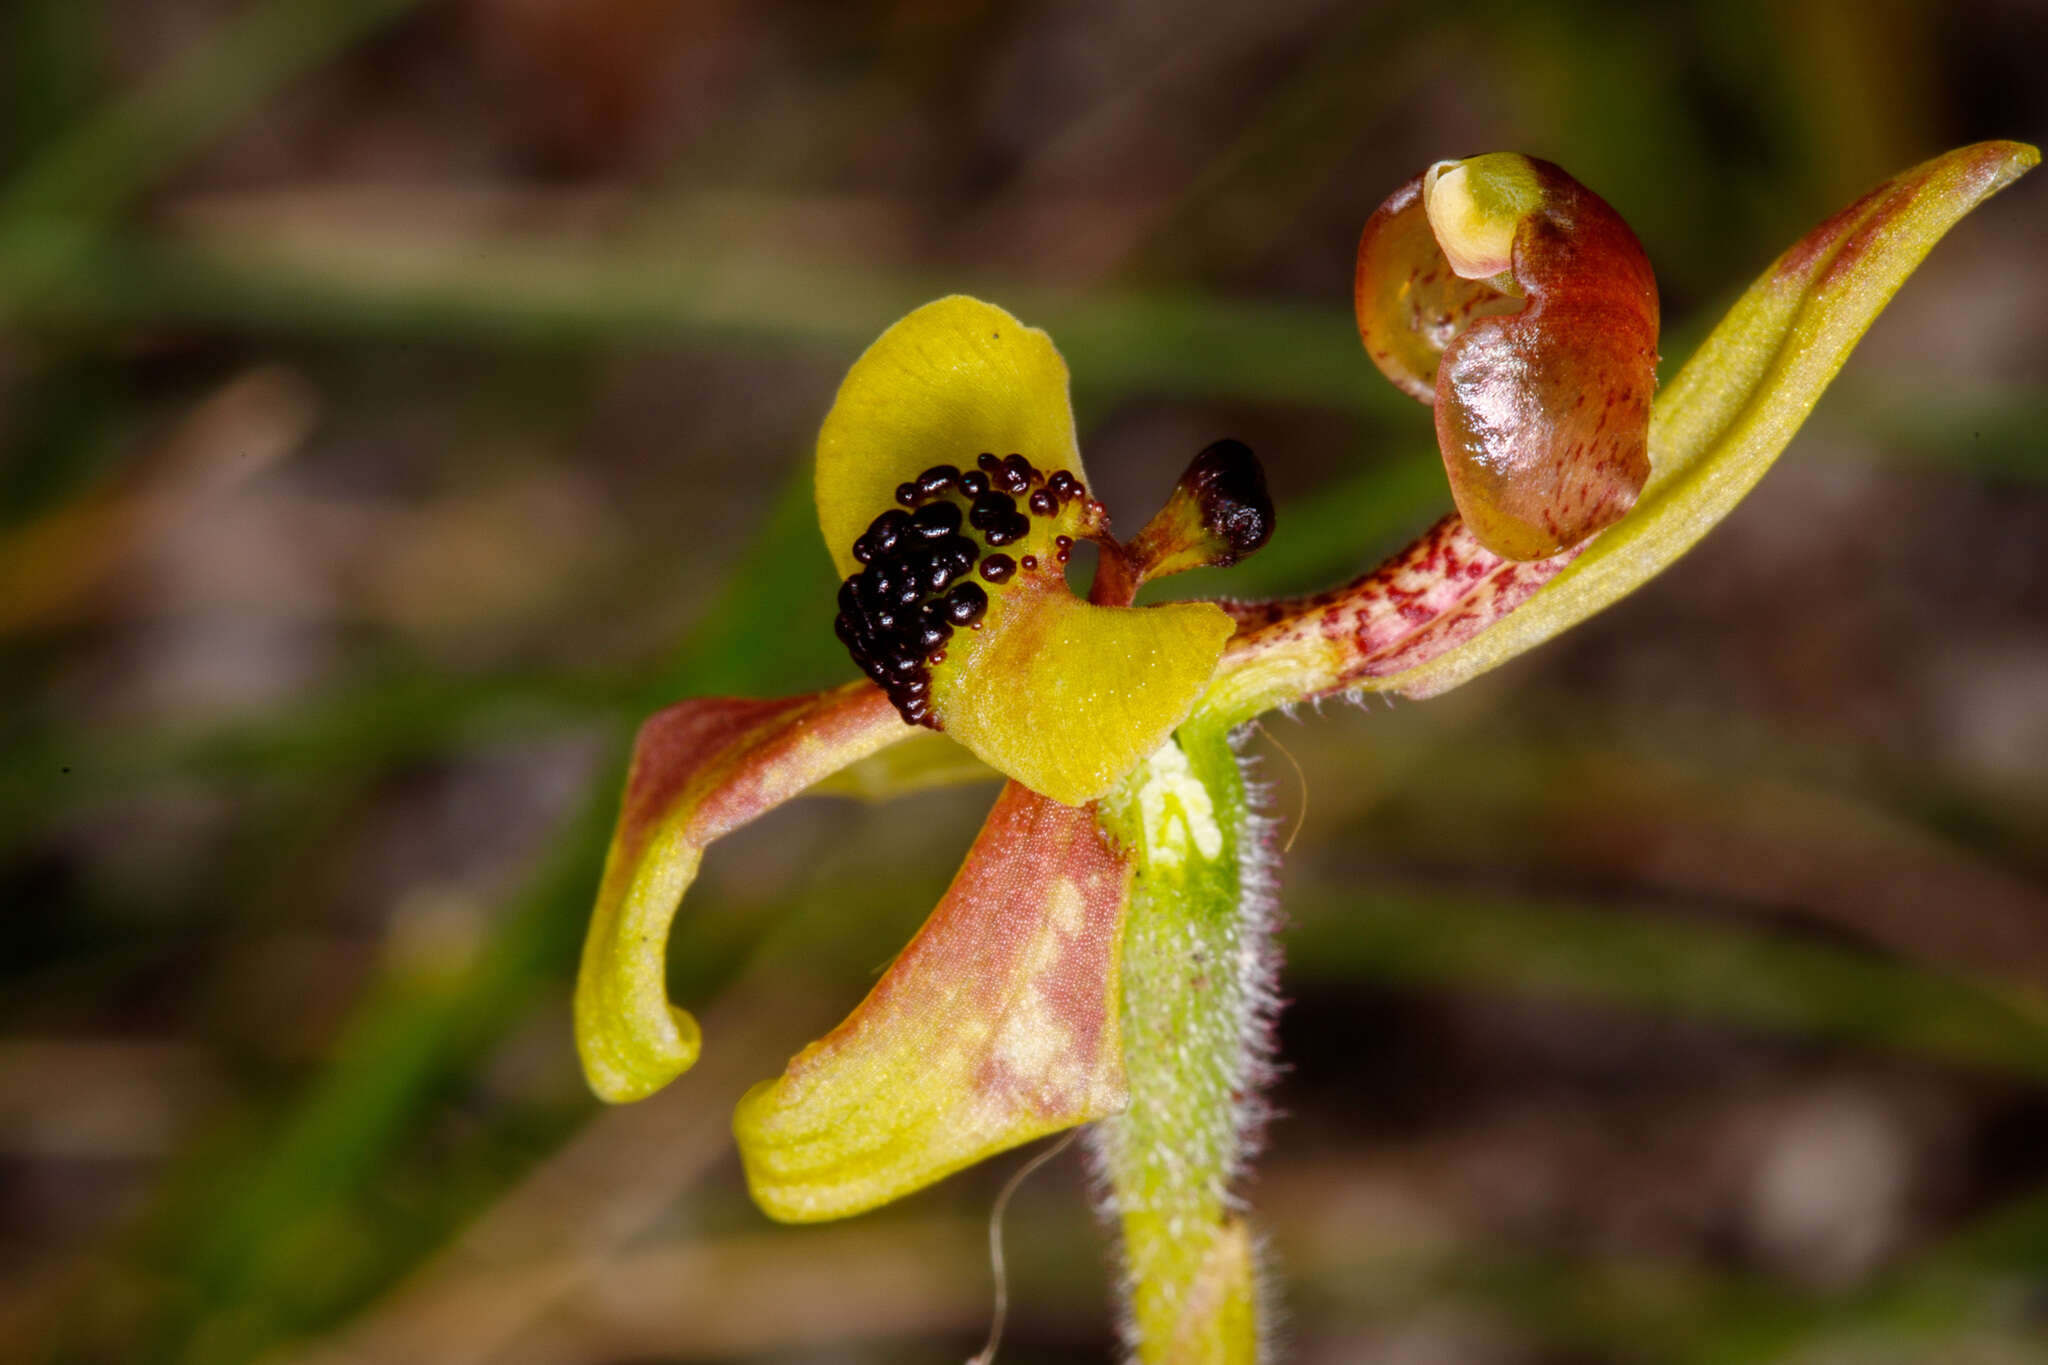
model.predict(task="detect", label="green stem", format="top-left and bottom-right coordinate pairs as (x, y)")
top-left (1093, 723), bottom-right (1276, 1362)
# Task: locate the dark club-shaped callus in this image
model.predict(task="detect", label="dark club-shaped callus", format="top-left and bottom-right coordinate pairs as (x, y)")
top-left (1355, 153), bottom-right (1659, 560)
top-left (1124, 437), bottom-right (1276, 585)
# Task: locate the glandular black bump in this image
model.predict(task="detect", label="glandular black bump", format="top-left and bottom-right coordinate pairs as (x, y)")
top-left (994, 454), bottom-right (1032, 494)
top-left (941, 535), bottom-right (977, 576)
top-left (909, 500), bottom-right (962, 538)
top-left (1181, 437), bottom-right (1274, 565)
top-left (968, 491), bottom-right (1015, 531)
top-left (837, 457), bottom-right (1088, 727)
top-left (983, 512), bottom-right (1030, 546)
top-left (869, 509), bottom-right (909, 555)
top-left (945, 582), bottom-right (988, 625)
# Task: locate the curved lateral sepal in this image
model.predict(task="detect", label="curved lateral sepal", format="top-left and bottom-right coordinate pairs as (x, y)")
top-left (575, 682), bottom-right (909, 1104)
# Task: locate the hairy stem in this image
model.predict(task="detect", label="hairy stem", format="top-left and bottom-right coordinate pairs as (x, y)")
top-left (1092, 724), bottom-right (1277, 1362)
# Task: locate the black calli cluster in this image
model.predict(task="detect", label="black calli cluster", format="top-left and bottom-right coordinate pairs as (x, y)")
top-left (835, 453), bottom-right (1084, 727)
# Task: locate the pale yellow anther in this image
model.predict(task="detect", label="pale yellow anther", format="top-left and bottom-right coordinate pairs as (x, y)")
top-left (1423, 154), bottom-right (1541, 280)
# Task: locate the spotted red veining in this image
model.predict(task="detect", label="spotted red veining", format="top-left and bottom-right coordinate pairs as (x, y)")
top-left (1221, 514), bottom-right (1580, 696)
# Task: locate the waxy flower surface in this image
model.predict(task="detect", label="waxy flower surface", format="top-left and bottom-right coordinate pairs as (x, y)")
top-left (574, 141), bottom-right (2035, 1361)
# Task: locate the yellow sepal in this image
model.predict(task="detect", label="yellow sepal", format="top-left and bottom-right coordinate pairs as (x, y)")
top-left (575, 684), bottom-right (909, 1103)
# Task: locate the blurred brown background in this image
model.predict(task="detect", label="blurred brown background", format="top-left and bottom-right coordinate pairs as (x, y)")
top-left (2, 1), bottom-right (2045, 1362)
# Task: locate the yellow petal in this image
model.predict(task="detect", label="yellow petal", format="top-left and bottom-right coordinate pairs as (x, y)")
top-left (935, 581), bottom-right (1235, 807)
top-left (575, 682), bottom-right (909, 1103)
top-left (817, 295), bottom-right (1086, 579)
top-left (735, 780), bottom-right (1132, 1222)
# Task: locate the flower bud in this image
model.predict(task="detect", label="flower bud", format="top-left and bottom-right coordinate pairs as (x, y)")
top-left (1356, 154), bottom-right (1659, 560)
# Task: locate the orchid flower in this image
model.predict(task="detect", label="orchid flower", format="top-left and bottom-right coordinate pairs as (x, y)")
top-left (573, 141), bottom-right (2035, 1361)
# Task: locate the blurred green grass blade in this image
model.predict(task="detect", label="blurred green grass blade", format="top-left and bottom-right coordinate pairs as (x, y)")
top-left (14, 221), bottom-right (2043, 501)
top-left (0, 0), bottom-right (424, 226)
top-left (21, 222), bottom-right (2041, 490)
top-left (1288, 886), bottom-right (2048, 1081)
top-left (653, 472), bottom-right (850, 699)
top-left (8, 224), bottom-right (1406, 416)
top-left (2, 1), bottom-right (106, 174)
top-left (0, 475), bottom-right (848, 855)
top-left (1832, 375), bottom-right (2048, 483)
top-left (1702, 1183), bottom-right (2048, 1365)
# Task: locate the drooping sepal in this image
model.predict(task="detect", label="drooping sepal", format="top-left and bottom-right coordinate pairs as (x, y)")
top-left (1356, 153), bottom-right (1659, 560)
top-left (575, 682), bottom-right (910, 1104)
top-left (734, 780), bottom-right (1132, 1221)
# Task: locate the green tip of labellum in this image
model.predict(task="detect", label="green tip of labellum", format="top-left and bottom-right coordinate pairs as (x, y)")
top-left (1354, 139), bottom-right (2037, 702)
